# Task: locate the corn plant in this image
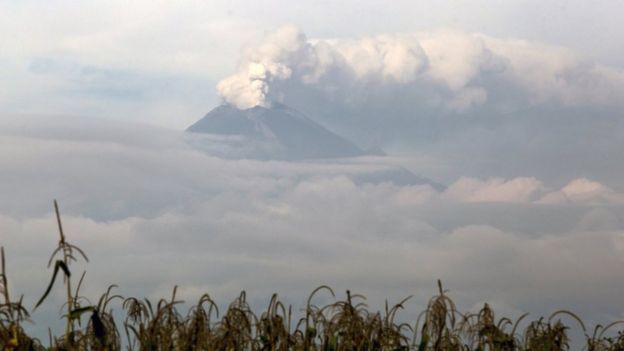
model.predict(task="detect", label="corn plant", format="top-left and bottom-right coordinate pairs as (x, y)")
top-left (3, 201), bottom-right (624, 350)
top-left (1, 247), bottom-right (45, 351)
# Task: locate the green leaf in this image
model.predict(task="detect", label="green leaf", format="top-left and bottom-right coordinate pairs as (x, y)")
top-left (34, 260), bottom-right (71, 310)
top-left (418, 324), bottom-right (429, 351)
top-left (68, 306), bottom-right (94, 320)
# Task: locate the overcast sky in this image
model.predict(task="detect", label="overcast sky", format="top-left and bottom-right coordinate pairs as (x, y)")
top-left (2, 0), bottom-right (624, 128)
top-left (2, 0), bottom-right (624, 343)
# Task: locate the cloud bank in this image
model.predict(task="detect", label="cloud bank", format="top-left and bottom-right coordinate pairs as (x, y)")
top-left (2, 117), bottom-right (624, 340)
top-left (2, 13), bottom-right (624, 344)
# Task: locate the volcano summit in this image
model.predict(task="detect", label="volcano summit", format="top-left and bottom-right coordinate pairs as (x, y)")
top-left (186, 104), bottom-right (366, 160)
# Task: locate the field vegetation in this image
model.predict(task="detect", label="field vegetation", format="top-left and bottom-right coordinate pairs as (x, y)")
top-left (1, 201), bottom-right (623, 351)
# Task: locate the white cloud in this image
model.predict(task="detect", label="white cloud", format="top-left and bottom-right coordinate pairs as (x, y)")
top-left (0, 1), bottom-right (260, 77)
top-left (444, 177), bottom-right (544, 203)
top-left (217, 26), bottom-right (624, 112)
top-left (1, 7), bottom-right (623, 339)
top-left (441, 177), bottom-right (624, 205)
top-left (539, 178), bottom-right (624, 204)
top-left (334, 34), bottom-right (428, 83)
top-left (1, 1), bottom-right (623, 139)
top-left (2, 118), bottom-right (624, 331)
top-left (206, 28), bottom-right (624, 187)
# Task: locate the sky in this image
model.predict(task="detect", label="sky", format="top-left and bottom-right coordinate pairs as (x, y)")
top-left (2, 0), bottom-right (624, 128)
top-left (2, 0), bottom-right (624, 343)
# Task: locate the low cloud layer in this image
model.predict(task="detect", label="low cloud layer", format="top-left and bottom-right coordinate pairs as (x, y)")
top-left (2, 14), bottom-right (624, 343)
top-left (1, 117), bottom-right (624, 339)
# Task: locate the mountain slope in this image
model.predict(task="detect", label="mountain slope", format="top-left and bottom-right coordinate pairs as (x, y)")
top-left (186, 104), bottom-right (366, 160)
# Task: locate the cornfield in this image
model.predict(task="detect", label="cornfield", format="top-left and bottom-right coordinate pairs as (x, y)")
top-left (1, 201), bottom-right (623, 351)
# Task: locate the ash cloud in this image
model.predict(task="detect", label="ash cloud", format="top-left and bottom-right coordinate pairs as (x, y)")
top-left (215, 27), bottom-right (624, 187)
top-left (3, 18), bottom-right (624, 344)
top-left (217, 26), bottom-right (624, 112)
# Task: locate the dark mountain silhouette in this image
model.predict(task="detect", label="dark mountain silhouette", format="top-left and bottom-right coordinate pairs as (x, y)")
top-left (186, 103), bottom-right (366, 160)
top-left (185, 103), bottom-right (444, 189)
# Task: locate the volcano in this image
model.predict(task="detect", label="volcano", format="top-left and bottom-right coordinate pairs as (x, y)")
top-left (185, 103), bottom-right (444, 189)
top-left (186, 103), bottom-right (366, 160)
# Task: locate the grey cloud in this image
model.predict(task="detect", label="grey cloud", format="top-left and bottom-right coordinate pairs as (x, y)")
top-left (1, 5), bottom-right (623, 345)
top-left (218, 27), bottom-right (624, 112)
top-left (211, 28), bottom-right (624, 191)
top-left (2, 117), bottom-right (624, 341)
